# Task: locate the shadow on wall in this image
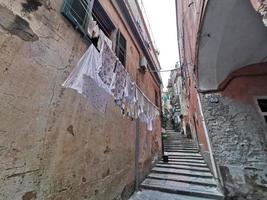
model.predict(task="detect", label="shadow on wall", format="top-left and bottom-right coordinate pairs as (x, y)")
top-left (185, 123), bottom-right (192, 139)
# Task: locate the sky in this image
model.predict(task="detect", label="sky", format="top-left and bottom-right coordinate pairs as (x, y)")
top-left (140, 0), bottom-right (179, 89)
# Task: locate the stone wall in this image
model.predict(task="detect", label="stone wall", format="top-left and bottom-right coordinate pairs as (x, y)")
top-left (0, 1), bottom-right (161, 199)
top-left (201, 68), bottom-right (267, 199)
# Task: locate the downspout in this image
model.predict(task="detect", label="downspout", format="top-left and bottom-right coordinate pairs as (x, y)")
top-left (134, 116), bottom-right (140, 191)
top-left (135, 67), bottom-right (140, 191)
top-left (196, 93), bottom-right (218, 180)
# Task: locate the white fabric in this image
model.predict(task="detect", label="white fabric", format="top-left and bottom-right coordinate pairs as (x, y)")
top-left (62, 43), bottom-right (160, 129)
top-left (146, 104), bottom-right (157, 131)
top-left (87, 19), bottom-right (100, 39)
top-left (97, 41), bottom-right (117, 93)
top-left (62, 45), bottom-right (109, 113)
top-left (135, 88), bottom-right (160, 131)
top-left (110, 61), bottom-right (127, 101)
top-left (124, 76), bottom-right (136, 105)
top-left (98, 30), bottom-right (112, 50)
top-left (82, 75), bottom-right (109, 113)
top-left (62, 44), bottom-right (101, 94)
top-left (136, 89), bottom-right (145, 120)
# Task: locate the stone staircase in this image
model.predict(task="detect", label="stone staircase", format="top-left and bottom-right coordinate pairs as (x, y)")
top-left (129, 130), bottom-right (224, 200)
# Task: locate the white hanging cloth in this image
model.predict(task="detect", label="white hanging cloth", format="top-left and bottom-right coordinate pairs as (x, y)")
top-left (62, 41), bottom-right (160, 126)
top-left (97, 41), bottom-right (117, 93)
top-left (62, 45), bottom-right (109, 113)
top-left (98, 30), bottom-right (113, 50)
top-left (124, 76), bottom-right (136, 105)
top-left (82, 75), bottom-right (109, 113)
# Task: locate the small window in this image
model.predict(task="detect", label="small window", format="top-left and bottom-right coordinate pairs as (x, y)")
top-left (61, 0), bottom-right (91, 34)
top-left (155, 90), bottom-right (159, 107)
top-left (61, 0), bottom-right (116, 46)
top-left (257, 98), bottom-right (267, 123)
top-left (116, 30), bottom-right (127, 66)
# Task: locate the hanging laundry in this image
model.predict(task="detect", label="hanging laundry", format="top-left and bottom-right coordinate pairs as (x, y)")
top-left (62, 45), bottom-right (109, 113)
top-left (87, 19), bottom-right (100, 39)
top-left (62, 41), bottom-right (160, 124)
top-left (124, 76), bottom-right (136, 105)
top-left (97, 30), bottom-right (112, 50)
top-left (62, 44), bottom-right (101, 94)
top-left (82, 75), bottom-right (109, 113)
top-left (126, 102), bottom-right (136, 119)
top-left (110, 61), bottom-right (127, 113)
top-left (146, 103), bottom-right (154, 131)
top-left (98, 41), bottom-right (117, 93)
top-left (110, 62), bottom-right (127, 100)
top-left (136, 90), bottom-right (146, 122)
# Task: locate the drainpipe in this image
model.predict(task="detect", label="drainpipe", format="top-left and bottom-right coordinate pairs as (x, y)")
top-left (196, 93), bottom-right (218, 180)
top-left (135, 117), bottom-right (140, 191)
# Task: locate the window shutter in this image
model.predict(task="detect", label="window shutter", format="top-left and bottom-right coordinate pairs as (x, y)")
top-left (116, 30), bottom-right (127, 66)
top-left (61, 0), bottom-right (89, 33)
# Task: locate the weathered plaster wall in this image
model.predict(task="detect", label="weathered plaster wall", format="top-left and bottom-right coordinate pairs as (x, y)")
top-left (198, 0), bottom-right (267, 91)
top-left (176, 0), bottom-right (267, 198)
top-left (201, 65), bottom-right (267, 199)
top-left (0, 1), bottom-right (161, 199)
top-left (175, 0), bottom-right (213, 171)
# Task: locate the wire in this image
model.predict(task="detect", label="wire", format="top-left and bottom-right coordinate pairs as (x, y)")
top-left (63, 0), bottom-right (161, 110)
top-left (142, 62), bottom-right (193, 73)
top-left (145, 68), bottom-right (179, 73)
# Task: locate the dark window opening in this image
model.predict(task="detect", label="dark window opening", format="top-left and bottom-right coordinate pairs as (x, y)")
top-left (116, 31), bottom-right (127, 66)
top-left (258, 99), bottom-right (267, 112)
top-left (61, 0), bottom-right (89, 34)
top-left (264, 116), bottom-right (267, 123)
top-left (61, 0), bottom-right (115, 45)
top-left (155, 90), bottom-right (159, 107)
top-left (70, 0), bottom-right (88, 26)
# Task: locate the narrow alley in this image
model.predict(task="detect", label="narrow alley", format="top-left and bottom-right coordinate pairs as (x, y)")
top-left (1, 0), bottom-right (267, 200)
top-left (130, 129), bottom-right (224, 200)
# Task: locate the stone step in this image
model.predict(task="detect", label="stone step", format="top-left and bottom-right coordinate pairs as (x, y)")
top-left (156, 163), bottom-right (210, 172)
top-left (165, 152), bottom-right (202, 157)
top-left (167, 156), bottom-right (204, 160)
top-left (159, 160), bottom-right (208, 167)
top-left (168, 158), bottom-right (206, 164)
top-left (164, 147), bottom-right (199, 150)
top-left (163, 149), bottom-right (199, 153)
top-left (130, 189), bottom-right (218, 200)
top-left (164, 139), bottom-right (194, 141)
top-left (164, 147), bottom-right (198, 149)
top-left (164, 144), bottom-right (197, 148)
top-left (164, 142), bottom-right (195, 144)
top-left (147, 173), bottom-right (217, 187)
top-left (164, 143), bottom-right (196, 145)
top-left (164, 146), bottom-right (198, 148)
top-left (140, 179), bottom-right (224, 199)
top-left (152, 167), bottom-right (213, 178)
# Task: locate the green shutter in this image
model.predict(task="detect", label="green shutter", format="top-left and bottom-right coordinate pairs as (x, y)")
top-left (116, 30), bottom-right (127, 66)
top-left (61, 0), bottom-right (89, 34)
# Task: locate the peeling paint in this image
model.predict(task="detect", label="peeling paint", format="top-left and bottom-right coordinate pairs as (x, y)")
top-left (22, 191), bottom-right (36, 200)
top-left (22, 0), bottom-right (43, 13)
top-left (0, 5), bottom-right (38, 41)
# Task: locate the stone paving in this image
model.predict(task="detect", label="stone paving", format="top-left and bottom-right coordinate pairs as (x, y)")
top-left (129, 130), bottom-right (224, 200)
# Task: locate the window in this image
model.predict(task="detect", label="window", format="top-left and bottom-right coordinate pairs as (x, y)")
top-left (116, 30), bottom-right (127, 66)
top-left (61, 0), bottom-right (115, 43)
top-left (61, 0), bottom-right (91, 34)
top-left (257, 98), bottom-right (267, 123)
top-left (155, 90), bottom-right (159, 107)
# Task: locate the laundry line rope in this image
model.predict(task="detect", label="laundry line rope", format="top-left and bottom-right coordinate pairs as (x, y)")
top-left (64, 0), bottom-right (160, 112)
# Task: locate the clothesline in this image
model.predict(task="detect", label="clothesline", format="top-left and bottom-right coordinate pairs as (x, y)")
top-left (63, 0), bottom-right (161, 112)
top-left (135, 84), bottom-right (160, 111)
top-left (62, 43), bottom-right (160, 131)
top-left (63, 0), bottom-right (160, 130)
